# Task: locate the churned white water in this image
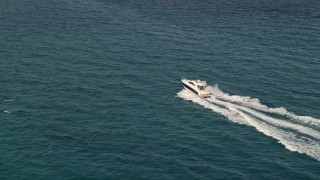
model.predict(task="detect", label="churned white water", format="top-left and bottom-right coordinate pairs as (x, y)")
top-left (177, 85), bottom-right (320, 161)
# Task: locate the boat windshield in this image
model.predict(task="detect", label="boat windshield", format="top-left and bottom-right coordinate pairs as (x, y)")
top-left (199, 86), bottom-right (205, 90)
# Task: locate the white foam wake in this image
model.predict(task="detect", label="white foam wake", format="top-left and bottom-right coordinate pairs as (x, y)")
top-left (177, 88), bottom-right (320, 161)
top-left (208, 85), bottom-right (320, 127)
top-left (206, 97), bottom-right (320, 140)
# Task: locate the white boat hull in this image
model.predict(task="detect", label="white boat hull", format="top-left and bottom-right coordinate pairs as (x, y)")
top-left (181, 79), bottom-right (211, 97)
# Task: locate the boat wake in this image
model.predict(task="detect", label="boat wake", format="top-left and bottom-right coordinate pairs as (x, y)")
top-left (177, 85), bottom-right (320, 161)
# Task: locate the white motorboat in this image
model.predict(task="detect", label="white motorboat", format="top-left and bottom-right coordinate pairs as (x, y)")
top-left (181, 78), bottom-right (211, 97)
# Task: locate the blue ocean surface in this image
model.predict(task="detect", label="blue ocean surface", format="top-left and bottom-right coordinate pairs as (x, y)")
top-left (1, 0), bottom-right (320, 179)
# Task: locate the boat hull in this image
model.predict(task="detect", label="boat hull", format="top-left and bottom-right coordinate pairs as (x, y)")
top-left (182, 82), bottom-right (211, 97)
top-left (182, 82), bottom-right (199, 95)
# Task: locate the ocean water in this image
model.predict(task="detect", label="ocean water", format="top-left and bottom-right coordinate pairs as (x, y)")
top-left (1, 0), bottom-right (320, 179)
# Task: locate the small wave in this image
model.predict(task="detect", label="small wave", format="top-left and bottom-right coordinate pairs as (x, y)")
top-left (177, 87), bottom-right (320, 161)
top-left (3, 110), bottom-right (11, 114)
top-left (4, 99), bottom-right (15, 102)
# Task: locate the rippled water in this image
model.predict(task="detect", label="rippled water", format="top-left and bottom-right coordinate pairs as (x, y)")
top-left (1, 0), bottom-right (320, 179)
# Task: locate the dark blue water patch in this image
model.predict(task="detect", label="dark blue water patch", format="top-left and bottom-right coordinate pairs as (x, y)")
top-left (1, 0), bottom-right (320, 179)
